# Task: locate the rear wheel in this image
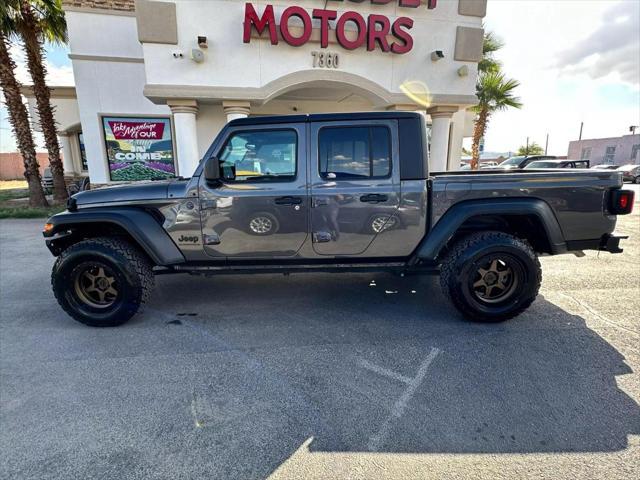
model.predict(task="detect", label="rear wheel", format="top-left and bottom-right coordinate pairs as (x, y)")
top-left (52, 237), bottom-right (154, 327)
top-left (440, 232), bottom-right (541, 322)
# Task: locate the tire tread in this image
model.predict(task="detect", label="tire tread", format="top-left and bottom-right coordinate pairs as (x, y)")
top-left (440, 231), bottom-right (541, 322)
top-left (51, 237), bottom-right (154, 326)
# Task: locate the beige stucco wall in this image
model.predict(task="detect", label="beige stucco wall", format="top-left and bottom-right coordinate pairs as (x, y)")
top-left (568, 135), bottom-right (640, 166)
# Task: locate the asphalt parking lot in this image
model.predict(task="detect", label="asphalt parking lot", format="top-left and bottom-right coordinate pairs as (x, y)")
top-left (1, 188), bottom-right (639, 480)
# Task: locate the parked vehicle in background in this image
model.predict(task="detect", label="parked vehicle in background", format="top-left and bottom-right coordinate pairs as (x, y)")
top-left (525, 159), bottom-right (590, 169)
top-left (496, 155), bottom-right (558, 169)
top-left (590, 164), bottom-right (619, 170)
top-left (460, 162), bottom-right (499, 170)
top-left (41, 167), bottom-right (53, 194)
top-left (617, 164), bottom-right (640, 183)
top-left (42, 112), bottom-right (635, 327)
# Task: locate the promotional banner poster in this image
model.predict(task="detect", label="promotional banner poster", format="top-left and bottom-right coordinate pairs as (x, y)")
top-left (103, 117), bottom-right (176, 181)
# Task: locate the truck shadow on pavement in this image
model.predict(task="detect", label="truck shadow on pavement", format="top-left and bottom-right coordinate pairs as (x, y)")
top-left (145, 272), bottom-right (640, 477)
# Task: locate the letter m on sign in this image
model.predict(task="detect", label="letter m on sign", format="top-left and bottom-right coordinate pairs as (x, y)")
top-left (243, 3), bottom-right (278, 44)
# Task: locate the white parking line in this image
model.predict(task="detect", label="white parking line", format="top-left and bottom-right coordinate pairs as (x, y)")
top-left (365, 347), bottom-right (441, 452)
top-left (357, 358), bottom-right (413, 385)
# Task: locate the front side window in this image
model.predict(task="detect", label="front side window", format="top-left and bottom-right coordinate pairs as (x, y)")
top-left (319, 126), bottom-right (391, 179)
top-left (219, 130), bottom-right (297, 182)
top-left (500, 156), bottom-right (526, 167)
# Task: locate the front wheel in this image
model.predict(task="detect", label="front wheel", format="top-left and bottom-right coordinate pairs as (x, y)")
top-left (51, 237), bottom-right (155, 327)
top-left (439, 232), bottom-right (541, 322)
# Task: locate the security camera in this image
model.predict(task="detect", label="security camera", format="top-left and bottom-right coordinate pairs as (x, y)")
top-left (431, 50), bottom-right (445, 61)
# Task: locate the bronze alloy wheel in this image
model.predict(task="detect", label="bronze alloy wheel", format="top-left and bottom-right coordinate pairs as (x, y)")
top-left (73, 263), bottom-right (119, 309)
top-left (469, 255), bottom-right (520, 304)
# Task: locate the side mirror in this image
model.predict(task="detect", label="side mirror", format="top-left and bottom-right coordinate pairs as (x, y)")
top-left (204, 156), bottom-right (220, 182)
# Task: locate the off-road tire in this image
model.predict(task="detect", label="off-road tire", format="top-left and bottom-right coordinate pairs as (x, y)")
top-left (52, 237), bottom-right (154, 327)
top-left (440, 231), bottom-right (541, 322)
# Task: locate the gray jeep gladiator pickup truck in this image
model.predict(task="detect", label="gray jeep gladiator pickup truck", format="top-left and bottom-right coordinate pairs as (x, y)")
top-left (43, 112), bottom-right (634, 327)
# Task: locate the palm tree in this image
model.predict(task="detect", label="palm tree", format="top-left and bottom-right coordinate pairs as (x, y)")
top-left (471, 71), bottom-right (522, 170)
top-left (478, 30), bottom-right (503, 75)
top-left (0, 32), bottom-right (48, 207)
top-left (517, 141), bottom-right (544, 156)
top-left (4, 0), bottom-right (68, 202)
top-left (470, 31), bottom-right (522, 170)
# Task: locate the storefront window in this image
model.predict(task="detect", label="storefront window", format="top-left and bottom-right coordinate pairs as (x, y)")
top-left (102, 116), bottom-right (176, 181)
top-left (78, 132), bottom-right (88, 171)
top-left (604, 146), bottom-right (616, 164)
top-left (580, 147), bottom-right (591, 160)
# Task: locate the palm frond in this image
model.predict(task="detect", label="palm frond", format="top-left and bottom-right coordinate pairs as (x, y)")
top-left (475, 71), bottom-right (523, 112)
top-left (1, 1), bottom-right (67, 44)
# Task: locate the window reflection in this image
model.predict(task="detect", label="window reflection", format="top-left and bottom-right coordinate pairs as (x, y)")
top-left (319, 126), bottom-right (391, 179)
top-left (219, 130), bottom-right (297, 182)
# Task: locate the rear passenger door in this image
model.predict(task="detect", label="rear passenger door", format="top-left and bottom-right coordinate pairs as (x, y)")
top-left (309, 120), bottom-right (400, 256)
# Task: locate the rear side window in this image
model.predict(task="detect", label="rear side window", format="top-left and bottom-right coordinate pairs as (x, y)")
top-left (318, 126), bottom-right (391, 179)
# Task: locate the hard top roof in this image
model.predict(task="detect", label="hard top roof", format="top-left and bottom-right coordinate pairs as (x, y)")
top-left (227, 111), bottom-right (422, 126)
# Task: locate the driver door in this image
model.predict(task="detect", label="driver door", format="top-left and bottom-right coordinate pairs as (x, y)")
top-left (199, 123), bottom-right (308, 258)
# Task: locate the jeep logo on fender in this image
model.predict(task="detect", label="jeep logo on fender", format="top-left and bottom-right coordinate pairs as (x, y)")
top-left (243, 0), bottom-right (437, 54)
top-left (178, 235), bottom-right (199, 244)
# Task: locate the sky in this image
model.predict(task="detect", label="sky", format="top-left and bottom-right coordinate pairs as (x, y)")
top-left (0, 43), bottom-right (74, 152)
top-left (480, 0), bottom-right (640, 155)
top-left (1, 0), bottom-right (639, 156)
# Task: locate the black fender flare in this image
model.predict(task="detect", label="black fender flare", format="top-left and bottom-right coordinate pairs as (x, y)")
top-left (44, 207), bottom-right (185, 265)
top-left (416, 198), bottom-right (567, 261)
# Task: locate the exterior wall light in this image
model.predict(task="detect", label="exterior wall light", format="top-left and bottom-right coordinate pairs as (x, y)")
top-left (191, 49), bottom-right (205, 63)
top-left (431, 50), bottom-right (445, 61)
top-left (457, 65), bottom-right (469, 77)
top-left (198, 36), bottom-right (208, 48)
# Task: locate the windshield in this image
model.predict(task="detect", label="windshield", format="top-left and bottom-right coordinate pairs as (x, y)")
top-left (499, 156), bottom-right (526, 167)
top-left (525, 161), bottom-right (559, 169)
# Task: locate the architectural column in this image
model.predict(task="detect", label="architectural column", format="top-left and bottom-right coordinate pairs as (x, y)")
top-left (427, 106), bottom-right (458, 171)
top-left (168, 99), bottom-right (200, 177)
top-left (223, 101), bottom-right (251, 122)
top-left (58, 134), bottom-right (75, 175)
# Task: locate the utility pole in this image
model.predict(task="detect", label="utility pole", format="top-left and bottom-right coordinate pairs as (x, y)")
top-left (579, 122), bottom-right (584, 141)
top-left (545, 133), bottom-right (549, 155)
top-left (526, 137), bottom-right (529, 155)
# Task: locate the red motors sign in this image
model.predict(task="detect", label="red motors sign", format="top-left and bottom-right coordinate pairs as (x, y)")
top-left (108, 121), bottom-right (165, 140)
top-left (243, 0), bottom-right (437, 54)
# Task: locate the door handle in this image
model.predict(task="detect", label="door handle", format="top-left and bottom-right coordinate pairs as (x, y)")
top-left (274, 196), bottom-right (303, 206)
top-left (360, 194), bottom-right (388, 203)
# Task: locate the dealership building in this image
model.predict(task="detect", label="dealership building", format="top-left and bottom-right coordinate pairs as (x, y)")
top-left (26, 0), bottom-right (486, 184)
